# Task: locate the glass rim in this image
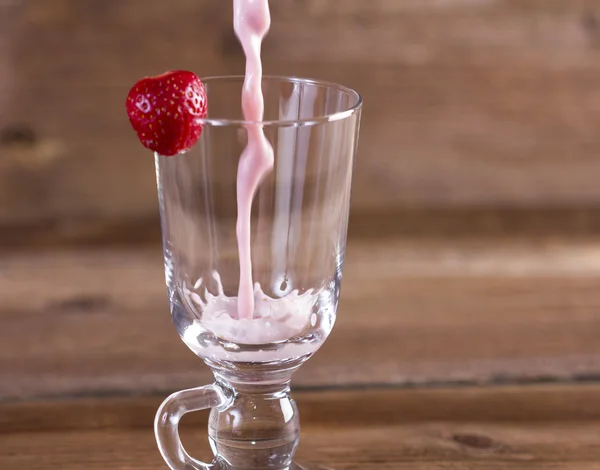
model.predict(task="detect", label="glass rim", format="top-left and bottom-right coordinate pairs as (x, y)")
top-left (197, 75), bottom-right (363, 128)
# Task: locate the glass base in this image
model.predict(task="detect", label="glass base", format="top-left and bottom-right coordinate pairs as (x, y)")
top-left (206, 359), bottom-right (324, 470)
top-left (155, 358), bottom-right (335, 470)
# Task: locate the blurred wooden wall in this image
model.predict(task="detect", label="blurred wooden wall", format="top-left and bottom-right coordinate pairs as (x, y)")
top-left (4, 0), bottom-right (600, 402)
top-left (1, 0), bottom-right (600, 243)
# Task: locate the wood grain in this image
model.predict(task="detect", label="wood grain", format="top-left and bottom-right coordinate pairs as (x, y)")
top-left (4, 385), bottom-right (600, 433)
top-left (2, 0), bottom-right (600, 223)
top-left (3, 237), bottom-right (600, 402)
top-left (5, 207), bottom-right (600, 251)
top-left (2, 385), bottom-right (600, 469)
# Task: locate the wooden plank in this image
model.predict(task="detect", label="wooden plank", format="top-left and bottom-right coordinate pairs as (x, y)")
top-left (4, 426), bottom-right (600, 470)
top-left (2, 386), bottom-right (600, 469)
top-left (5, 207), bottom-right (600, 250)
top-left (3, 238), bottom-right (600, 402)
top-left (4, 385), bottom-right (600, 433)
top-left (2, 0), bottom-right (600, 223)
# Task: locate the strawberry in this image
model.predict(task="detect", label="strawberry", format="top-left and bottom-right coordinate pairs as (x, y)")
top-left (125, 70), bottom-right (207, 157)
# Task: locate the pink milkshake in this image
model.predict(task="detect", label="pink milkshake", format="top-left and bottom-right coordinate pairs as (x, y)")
top-left (233, 0), bottom-right (274, 320)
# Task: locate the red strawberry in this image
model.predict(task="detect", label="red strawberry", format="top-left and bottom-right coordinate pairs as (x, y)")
top-left (126, 70), bottom-right (207, 157)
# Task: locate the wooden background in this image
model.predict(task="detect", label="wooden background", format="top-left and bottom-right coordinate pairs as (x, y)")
top-left (3, 2), bottom-right (600, 468)
top-left (0, 0), bottom-right (598, 386)
top-left (2, 0), bottom-right (600, 229)
top-left (2, 0), bottom-right (600, 397)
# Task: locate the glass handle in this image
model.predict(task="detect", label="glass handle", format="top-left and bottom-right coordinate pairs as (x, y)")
top-left (154, 383), bottom-right (233, 469)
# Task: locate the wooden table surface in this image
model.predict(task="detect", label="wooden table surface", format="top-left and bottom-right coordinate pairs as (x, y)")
top-left (2, 1), bottom-right (600, 468)
top-left (3, 226), bottom-right (600, 469)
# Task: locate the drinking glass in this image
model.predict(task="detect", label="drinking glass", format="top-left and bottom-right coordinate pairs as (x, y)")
top-left (154, 76), bottom-right (362, 469)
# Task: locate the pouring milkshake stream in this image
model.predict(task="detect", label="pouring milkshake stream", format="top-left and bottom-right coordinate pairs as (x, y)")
top-left (233, 0), bottom-right (274, 320)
